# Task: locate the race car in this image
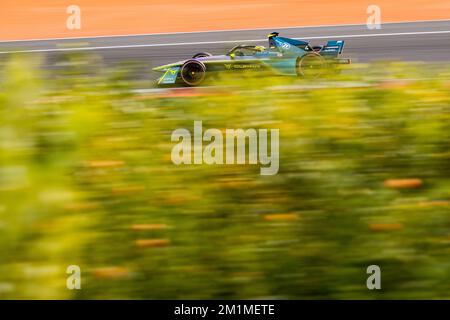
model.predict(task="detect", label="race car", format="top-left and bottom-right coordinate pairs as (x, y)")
top-left (153, 32), bottom-right (351, 86)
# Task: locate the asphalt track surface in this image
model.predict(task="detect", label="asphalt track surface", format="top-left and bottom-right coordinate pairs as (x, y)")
top-left (0, 20), bottom-right (449, 80)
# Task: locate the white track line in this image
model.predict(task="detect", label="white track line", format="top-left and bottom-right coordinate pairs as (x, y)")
top-left (1, 30), bottom-right (450, 54)
top-left (1, 19), bottom-right (449, 43)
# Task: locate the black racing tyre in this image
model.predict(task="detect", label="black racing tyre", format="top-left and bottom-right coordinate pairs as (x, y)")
top-left (180, 60), bottom-right (206, 86)
top-left (192, 52), bottom-right (212, 59)
top-left (296, 53), bottom-right (326, 78)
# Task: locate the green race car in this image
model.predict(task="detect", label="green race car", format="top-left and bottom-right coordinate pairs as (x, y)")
top-left (153, 32), bottom-right (351, 86)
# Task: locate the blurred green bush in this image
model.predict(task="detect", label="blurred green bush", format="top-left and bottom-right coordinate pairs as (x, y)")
top-left (0, 55), bottom-right (449, 299)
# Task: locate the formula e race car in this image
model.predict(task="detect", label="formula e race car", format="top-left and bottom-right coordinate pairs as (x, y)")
top-left (153, 32), bottom-right (351, 86)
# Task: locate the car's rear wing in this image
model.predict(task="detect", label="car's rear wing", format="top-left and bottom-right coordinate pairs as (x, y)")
top-left (320, 40), bottom-right (345, 57)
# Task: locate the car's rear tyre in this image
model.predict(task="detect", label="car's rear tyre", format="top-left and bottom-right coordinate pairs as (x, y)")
top-left (193, 52), bottom-right (212, 59)
top-left (180, 60), bottom-right (206, 86)
top-left (297, 53), bottom-right (325, 78)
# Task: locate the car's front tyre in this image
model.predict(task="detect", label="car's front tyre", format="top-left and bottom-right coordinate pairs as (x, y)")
top-left (180, 60), bottom-right (206, 86)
